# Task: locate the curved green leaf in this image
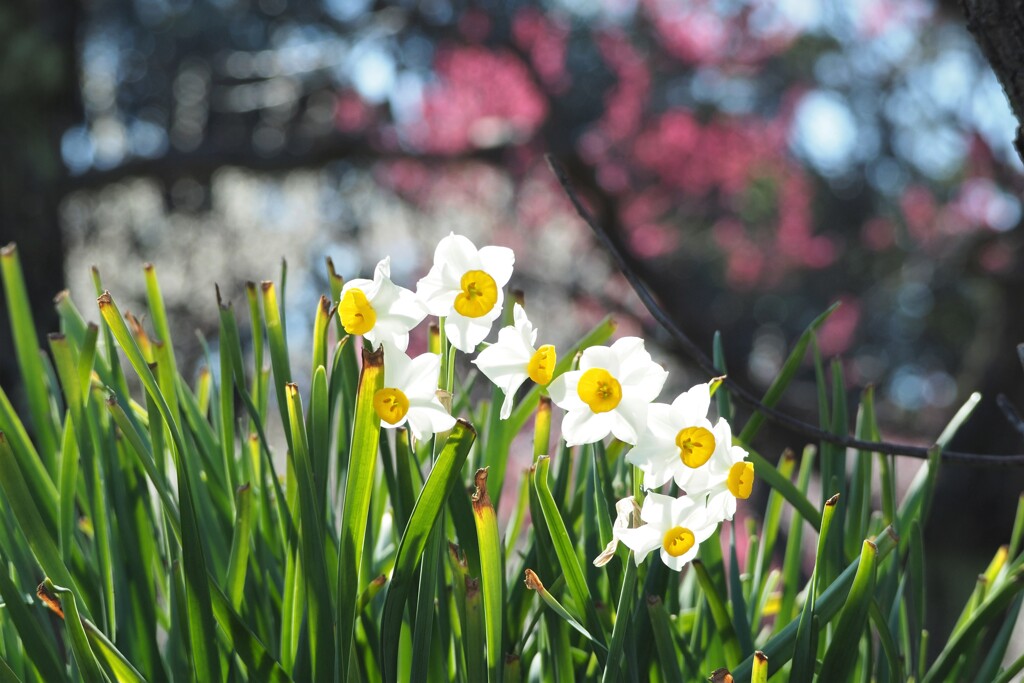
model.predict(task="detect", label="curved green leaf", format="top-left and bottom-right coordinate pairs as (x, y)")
top-left (819, 539), bottom-right (878, 681)
top-left (0, 435), bottom-right (76, 598)
top-left (533, 456), bottom-right (607, 661)
top-left (380, 420), bottom-right (475, 681)
top-left (473, 467), bottom-right (505, 683)
top-left (98, 292), bottom-right (221, 683)
top-left (336, 346), bottom-right (384, 678)
top-left (286, 382), bottom-right (333, 681)
top-left (732, 525), bottom-right (898, 681)
top-left (40, 580), bottom-right (107, 683)
top-left (1, 244), bottom-right (58, 470)
top-left (601, 552), bottom-right (637, 683)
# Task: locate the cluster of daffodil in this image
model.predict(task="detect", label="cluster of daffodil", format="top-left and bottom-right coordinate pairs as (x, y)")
top-left (338, 232), bottom-right (754, 573)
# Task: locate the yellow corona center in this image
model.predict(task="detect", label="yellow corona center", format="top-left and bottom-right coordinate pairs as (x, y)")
top-left (373, 388), bottom-right (410, 425)
top-left (727, 461), bottom-right (755, 499)
top-left (339, 288), bottom-right (376, 336)
top-left (454, 270), bottom-right (499, 318)
top-left (577, 368), bottom-right (622, 413)
top-left (527, 345), bottom-right (557, 386)
top-left (676, 426), bottom-right (716, 468)
top-left (662, 526), bottom-right (695, 558)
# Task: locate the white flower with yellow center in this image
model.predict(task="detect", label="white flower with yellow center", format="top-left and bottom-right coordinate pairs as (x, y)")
top-left (472, 303), bottom-right (557, 419)
top-left (373, 346), bottom-right (456, 442)
top-left (338, 256), bottom-right (427, 352)
top-left (686, 420), bottom-right (754, 523)
top-left (626, 383), bottom-right (717, 489)
top-left (416, 233), bottom-right (515, 353)
top-left (614, 491), bottom-right (718, 571)
top-left (547, 337), bottom-right (668, 446)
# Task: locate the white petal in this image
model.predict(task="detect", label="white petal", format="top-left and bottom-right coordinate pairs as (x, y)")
top-left (704, 491), bottom-right (737, 523)
top-left (561, 409), bottom-right (611, 446)
top-left (367, 318), bottom-right (409, 352)
top-left (624, 437), bottom-right (674, 474)
top-left (727, 441), bottom-right (748, 468)
top-left (378, 414), bottom-right (409, 431)
top-left (473, 350), bottom-right (529, 384)
top-left (706, 419), bottom-right (738, 474)
top-left (642, 460), bottom-right (679, 490)
top-left (595, 495), bottom-right (639, 568)
top-left (445, 308), bottom-right (500, 353)
top-left (610, 337), bottom-right (649, 373)
top-left (612, 496), bottom-right (638, 530)
top-left (383, 286), bottom-right (427, 324)
top-left (593, 539), bottom-right (620, 567)
top-left (512, 303), bottom-right (539, 349)
top-left (406, 401), bottom-right (456, 441)
top-left (579, 345), bottom-right (621, 375)
top-left (671, 383), bottom-right (711, 424)
top-left (646, 403), bottom-right (680, 441)
top-left (640, 491), bottom-right (676, 528)
top-left (400, 352), bottom-right (443, 400)
top-left (670, 494), bottom-right (701, 523)
top-left (416, 264), bottom-right (455, 315)
top-left (724, 496), bottom-right (738, 522)
top-left (512, 301), bottom-right (529, 327)
top-left (435, 233), bottom-right (481, 275)
top-left (341, 276), bottom-right (376, 300)
top-left (620, 359), bottom-right (668, 403)
top-left (671, 460), bottom-right (713, 493)
top-left (478, 245), bottom-right (515, 287)
top-left (608, 409), bottom-right (640, 446)
top-left (498, 385), bottom-right (518, 420)
top-left (615, 525), bottom-right (662, 565)
top-left (548, 371), bottom-right (584, 411)
top-left (381, 345), bottom-right (413, 387)
top-left (470, 347), bottom-right (529, 419)
top-left (474, 324), bottom-right (533, 374)
top-left (372, 255), bottom-right (392, 286)
top-left (695, 518), bottom-right (719, 543)
top-left (661, 544), bottom-right (699, 571)
top-left (677, 467), bottom-right (714, 495)
top-left (612, 396), bottom-right (649, 445)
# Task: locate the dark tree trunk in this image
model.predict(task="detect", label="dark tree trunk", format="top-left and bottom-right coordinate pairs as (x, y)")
top-left (961, 0), bottom-right (1024, 161)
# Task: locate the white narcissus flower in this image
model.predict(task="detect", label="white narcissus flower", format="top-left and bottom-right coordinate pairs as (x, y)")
top-left (338, 256), bottom-right (427, 352)
top-left (593, 496), bottom-right (641, 567)
top-left (416, 233), bottom-right (515, 353)
top-left (374, 346), bottom-right (456, 442)
top-left (614, 491), bottom-right (718, 571)
top-left (472, 303), bottom-right (557, 419)
top-left (686, 420), bottom-right (754, 523)
top-left (626, 383), bottom-right (717, 490)
top-left (547, 337), bottom-right (668, 446)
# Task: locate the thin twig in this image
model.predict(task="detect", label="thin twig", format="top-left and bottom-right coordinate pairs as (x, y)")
top-left (546, 154), bottom-right (1024, 467)
top-left (997, 394), bottom-right (1024, 440)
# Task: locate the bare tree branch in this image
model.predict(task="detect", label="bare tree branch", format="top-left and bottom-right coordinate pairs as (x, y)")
top-left (547, 154), bottom-right (1024, 467)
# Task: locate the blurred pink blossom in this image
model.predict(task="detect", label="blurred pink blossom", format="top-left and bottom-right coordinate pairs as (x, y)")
top-left (333, 91), bottom-right (371, 133)
top-left (409, 47), bottom-right (547, 154)
top-left (513, 8), bottom-right (571, 93)
top-left (817, 295), bottom-right (861, 357)
top-left (900, 185), bottom-right (937, 244)
top-left (644, 0), bottom-right (799, 66)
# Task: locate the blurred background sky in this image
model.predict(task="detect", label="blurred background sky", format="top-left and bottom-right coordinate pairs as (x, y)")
top-left (4, 0), bottom-right (1024, 653)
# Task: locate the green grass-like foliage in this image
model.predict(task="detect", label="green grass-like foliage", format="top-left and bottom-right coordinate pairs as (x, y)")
top-left (0, 241), bottom-right (1022, 682)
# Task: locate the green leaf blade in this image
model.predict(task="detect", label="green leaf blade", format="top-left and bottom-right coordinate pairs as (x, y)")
top-left (381, 420), bottom-right (476, 682)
